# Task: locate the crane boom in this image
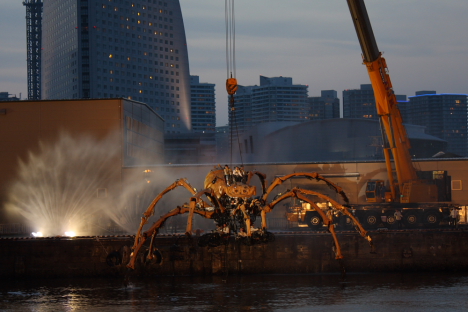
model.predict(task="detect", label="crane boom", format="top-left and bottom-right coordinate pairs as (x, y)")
top-left (347, 0), bottom-right (438, 203)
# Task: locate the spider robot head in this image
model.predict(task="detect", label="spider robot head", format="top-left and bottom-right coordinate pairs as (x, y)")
top-left (204, 167), bottom-right (256, 199)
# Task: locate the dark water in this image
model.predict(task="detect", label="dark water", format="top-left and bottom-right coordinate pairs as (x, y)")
top-left (1, 272), bottom-right (468, 311)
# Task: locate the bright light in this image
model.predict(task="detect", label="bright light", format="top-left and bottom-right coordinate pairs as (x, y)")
top-left (32, 232), bottom-right (43, 237)
top-left (64, 231), bottom-right (76, 237)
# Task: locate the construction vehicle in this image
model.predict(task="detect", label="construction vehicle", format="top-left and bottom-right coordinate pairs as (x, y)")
top-left (288, 0), bottom-right (457, 230)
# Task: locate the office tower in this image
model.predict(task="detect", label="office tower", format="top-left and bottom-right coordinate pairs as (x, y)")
top-left (230, 75), bottom-right (308, 136)
top-left (406, 91), bottom-right (468, 156)
top-left (395, 94), bottom-right (408, 121)
top-left (23, 0), bottom-right (43, 100)
top-left (343, 84), bottom-right (407, 122)
top-left (342, 84), bottom-right (377, 119)
top-left (190, 75), bottom-right (215, 133)
top-left (308, 90), bottom-right (340, 120)
top-left (41, 0), bottom-right (191, 132)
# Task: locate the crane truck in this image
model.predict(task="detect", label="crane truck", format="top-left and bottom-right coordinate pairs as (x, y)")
top-left (289, 0), bottom-right (457, 230)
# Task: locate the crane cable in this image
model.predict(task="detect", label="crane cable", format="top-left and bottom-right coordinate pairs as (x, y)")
top-left (225, 0), bottom-right (242, 165)
top-left (225, 0), bottom-right (236, 83)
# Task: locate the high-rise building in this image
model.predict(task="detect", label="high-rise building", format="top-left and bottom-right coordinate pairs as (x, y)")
top-left (308, 90), bottom-right (340, 120)
top-left (230, 76), bottom-right (308, 136)
top-left (343, 84), bottom-right (407, 122)
top-left (406, 91), bottom-right (468, 156)
top-left (342, 84), bottom-right (377, 119)
top-left (395, 94), bottom-right (409, 122)
top-left (190, 75), bottom-right (215, 133)
top-left (230, 85), bottom-right (253, 137)
top-left (40, 0), bottom-right (191, 133)
top-left (23, 0), bottom-right (43, 100)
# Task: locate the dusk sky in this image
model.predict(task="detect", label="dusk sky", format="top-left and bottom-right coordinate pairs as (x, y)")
top-left (2, 0), bottom-right (468, 126)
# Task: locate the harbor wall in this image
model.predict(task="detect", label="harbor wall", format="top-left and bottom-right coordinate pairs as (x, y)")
top-left (1, 229), bottom-right (468, 279)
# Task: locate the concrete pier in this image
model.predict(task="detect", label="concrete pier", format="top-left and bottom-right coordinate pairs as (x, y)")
top-left (1, 229), bottom-right (468, 279)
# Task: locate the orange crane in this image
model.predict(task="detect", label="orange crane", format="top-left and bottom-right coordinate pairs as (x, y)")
top-left (264, 1), bottom-right (457, 231)
top-left (347, 0), bottom-right (439, 203)
top-left (343, 0), bottom-right (456, 228)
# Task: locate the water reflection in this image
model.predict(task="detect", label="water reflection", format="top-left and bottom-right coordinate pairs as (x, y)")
top-left (1, 273), bottom-right (467, 311)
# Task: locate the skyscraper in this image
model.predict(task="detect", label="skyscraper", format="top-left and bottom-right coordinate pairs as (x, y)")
top-left (230, 76), bottom-right (308, 136)
top-left (342, 84), bottom-right (377, 119)
top-left (343, 84), bottom-right (407, 122)
top-left (190, 75), bottom-right (215, 133)
top-left (23, 0), bottom-right (43, 100)
top-left (41, 0), bottom-right (191, 132)
top-left (308, 90), bottom-right (340, 120)
top-left (406, 91), bottom-right (468, 156)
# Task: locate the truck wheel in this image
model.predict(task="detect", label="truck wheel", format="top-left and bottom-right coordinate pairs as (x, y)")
top-left (305, 212), bottom-right (323, 230)
top-left (364, 211), bottom-right (379, 229)
top-left (386, 214), bottom-right (396, 225)
top-left (423, 211), bottom-right (441, 228)
top-left (386, 214), bottom-right (396, 229)
top-left (403, 211), bottom-right (419, 228)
